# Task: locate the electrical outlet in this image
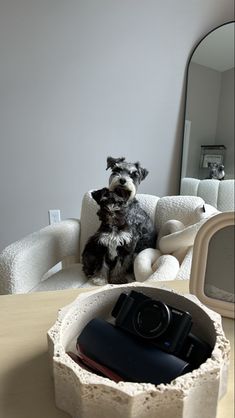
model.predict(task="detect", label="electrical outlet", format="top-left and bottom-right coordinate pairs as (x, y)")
top-left (48, 209), bottom-right (61, 225)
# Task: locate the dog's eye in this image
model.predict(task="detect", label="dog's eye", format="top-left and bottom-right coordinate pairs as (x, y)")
top-left (113, 167), bottom-right (121, 173)
top-left (131, 171), bottom-right (138, 178)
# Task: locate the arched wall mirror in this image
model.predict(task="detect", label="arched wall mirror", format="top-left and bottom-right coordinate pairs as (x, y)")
top-left (180, 21), bottom-right (234, 197)
top-left (183, 23), bottom-right (235, 318)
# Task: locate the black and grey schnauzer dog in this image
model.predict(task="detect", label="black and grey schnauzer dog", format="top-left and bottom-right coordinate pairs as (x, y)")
top-left (208, 162), bottom-right (225, 180)
top-left (82, 187), bottom-right (136, 285)
top-left (106, 156), bottom-right (156, 253)
top-left (82, 157), bottom-right (156, 285)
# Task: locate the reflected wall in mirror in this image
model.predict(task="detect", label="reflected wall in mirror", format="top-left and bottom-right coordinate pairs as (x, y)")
top-left (181, 22), bottom-right (234, 182)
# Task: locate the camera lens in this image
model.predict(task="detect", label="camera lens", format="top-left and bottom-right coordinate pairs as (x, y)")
top-left (133, 300), bottom-right (171, 339)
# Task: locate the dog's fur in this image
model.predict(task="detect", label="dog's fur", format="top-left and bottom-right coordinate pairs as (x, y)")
top-left (107, 156), bottom-right (156, 251)
top-left (82, 157), bottom-right (157, 285)
top-left (208, 162), bottom-right (225, 180)
top-left (82, 188), bottom-right (136, 285)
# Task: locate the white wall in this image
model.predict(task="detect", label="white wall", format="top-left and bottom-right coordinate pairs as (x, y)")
top-left (0, 0), bottom-right (233, 252)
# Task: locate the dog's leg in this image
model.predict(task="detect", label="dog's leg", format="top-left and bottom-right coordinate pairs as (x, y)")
top-left (82, 239), bottom-right (109, 285)
top-left (90, 261), bottom-right (109, 286)
top-left (91, 277), bottom-right (107, 286)
top-left (109, 256), bottom-right (135, 284)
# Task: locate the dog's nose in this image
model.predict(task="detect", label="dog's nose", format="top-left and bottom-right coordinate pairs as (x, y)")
top-left (119, 178), bottom-right (126, 185)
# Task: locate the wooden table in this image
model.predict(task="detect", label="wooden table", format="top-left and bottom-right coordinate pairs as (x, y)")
top-left (0, 281), bottom-right (234, 418)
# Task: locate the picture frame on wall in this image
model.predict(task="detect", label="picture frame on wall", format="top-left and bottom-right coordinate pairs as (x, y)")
top-left (202, 154), bottom-right (223, 168)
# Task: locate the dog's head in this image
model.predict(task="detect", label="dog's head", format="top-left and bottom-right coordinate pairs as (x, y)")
top-left (106, 156), bottom-right (149, 200)
top-left (92, 187), bottom-right (129, 226)
top-left (208, 162), bottom-right (225, 179)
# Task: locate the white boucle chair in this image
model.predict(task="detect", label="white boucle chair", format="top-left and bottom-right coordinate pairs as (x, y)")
top-left (180, 177), bottom-right (235, 211)
top-left (0, 192), bottom-right (216, 294)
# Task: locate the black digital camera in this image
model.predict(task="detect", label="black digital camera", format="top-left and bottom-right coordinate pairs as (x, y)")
top-left (112, 291), bottom-right (212, 368)
top-left (112, 291), bottom-right (193, 355)
top-left (75, 291), bottom-right (212, 385)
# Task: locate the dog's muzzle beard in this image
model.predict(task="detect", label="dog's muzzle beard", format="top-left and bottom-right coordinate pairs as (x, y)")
top-left (109, 176), bottom-right (137, 200)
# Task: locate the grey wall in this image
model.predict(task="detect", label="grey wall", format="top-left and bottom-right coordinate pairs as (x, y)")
top-left (185, 63), bottom-right (234, 179)
top-left (0, 0), bottom-right (233, 252)
top-left (185, 63), bottom-right (221, 178)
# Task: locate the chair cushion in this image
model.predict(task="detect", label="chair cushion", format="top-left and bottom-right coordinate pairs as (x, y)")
top-left (79, 191), bottom-right (100, 259)
top-left (30, 263), bottom-right (88, 292)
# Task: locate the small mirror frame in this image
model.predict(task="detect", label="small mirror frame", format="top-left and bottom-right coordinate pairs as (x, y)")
top-left (190, 211), bottom-right (235, 318)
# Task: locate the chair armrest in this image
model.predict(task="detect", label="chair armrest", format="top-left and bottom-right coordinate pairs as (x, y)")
top-left (0, 219), bottom-right (80, 294)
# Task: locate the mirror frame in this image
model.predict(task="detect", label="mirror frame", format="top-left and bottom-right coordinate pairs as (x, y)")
top-left (179, 20), bottom-right (235, 191)
top-left (190, 211), bottom-right (235, 318)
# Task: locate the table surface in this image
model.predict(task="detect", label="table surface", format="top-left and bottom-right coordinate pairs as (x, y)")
top-left (0, 281), bottom-right (234, 418)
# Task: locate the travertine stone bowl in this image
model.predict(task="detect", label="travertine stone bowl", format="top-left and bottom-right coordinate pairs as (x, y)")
top-left (47, 283), bottom-right (230, 418)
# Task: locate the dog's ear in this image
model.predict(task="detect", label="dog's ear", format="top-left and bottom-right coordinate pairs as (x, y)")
top-left (106, 156), bottom-right (125, 170)
top-left (135, 162), bottom-right (149, 181)
top-left (140, 167), bottom-right (149, 181)
top-left (91, 188), bottom-right (108, 204)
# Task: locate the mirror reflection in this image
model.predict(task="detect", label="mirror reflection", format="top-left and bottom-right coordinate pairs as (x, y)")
top-left (204, 225), bottom-right (235, 303)
top-left (181, 22), bottom-right (234, 182)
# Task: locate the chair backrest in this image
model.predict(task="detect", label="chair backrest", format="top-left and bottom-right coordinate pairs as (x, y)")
top-left (79, 191), bottom-right (159, 259)
top-left (180, 177), bottom-right (235, 212)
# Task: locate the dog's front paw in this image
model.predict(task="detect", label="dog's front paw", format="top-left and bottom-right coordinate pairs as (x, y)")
top-left (91, 277), bottom-right (108, 286)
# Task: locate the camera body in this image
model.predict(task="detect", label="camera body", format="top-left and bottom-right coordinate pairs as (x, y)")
top-left (75, 291), bottom-right (212, 384)
top-left (112, 290), bottom-right (193, 354)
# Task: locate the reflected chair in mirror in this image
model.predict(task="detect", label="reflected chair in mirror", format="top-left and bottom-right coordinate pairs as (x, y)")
top-left (180, 177), bottom-right (235, 212)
